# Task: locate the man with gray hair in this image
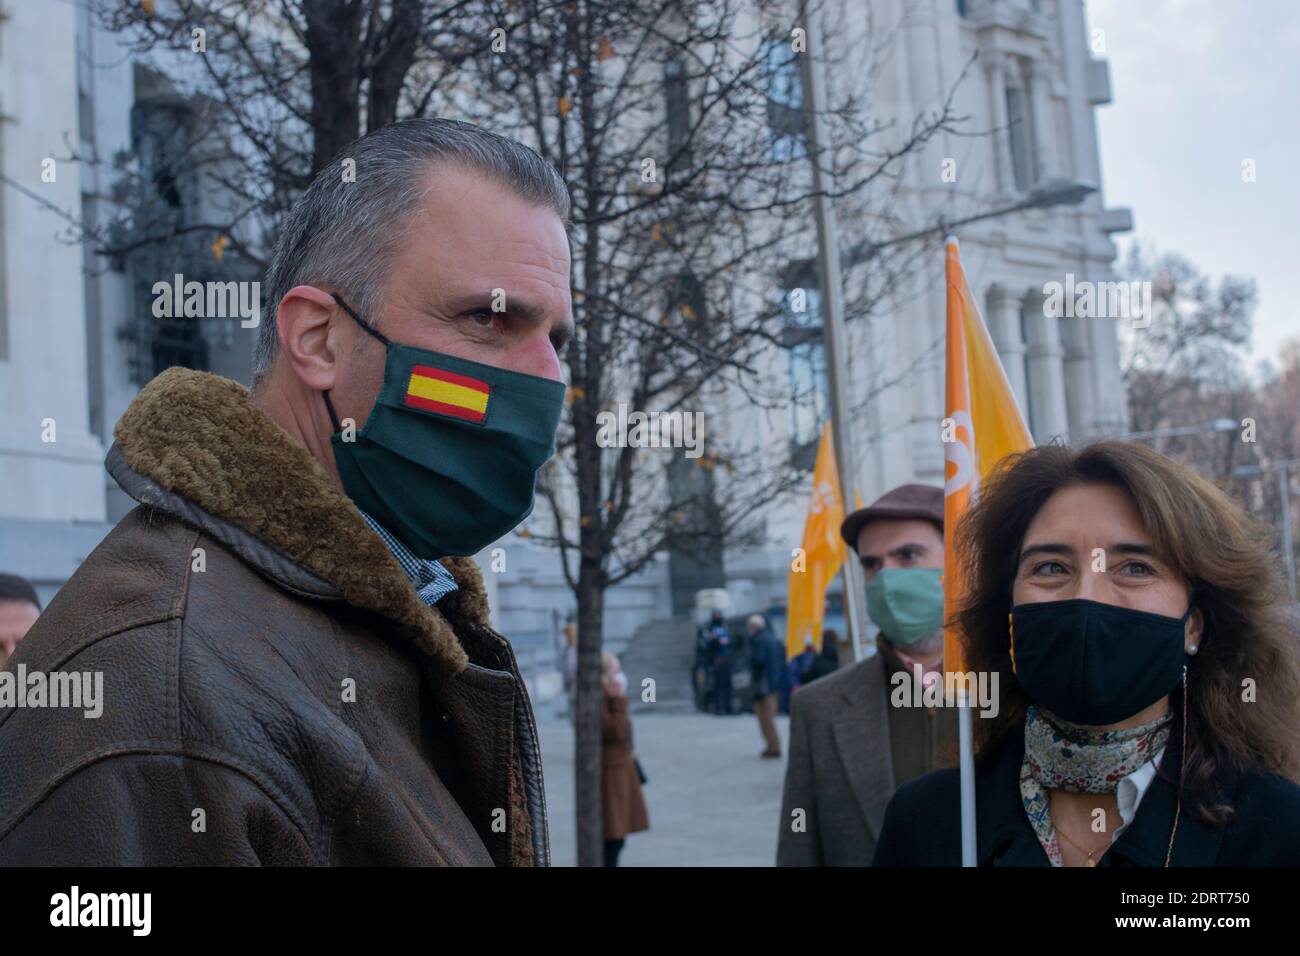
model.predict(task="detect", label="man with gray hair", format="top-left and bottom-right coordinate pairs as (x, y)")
top-left (0, 118), bottom-right (572, 866)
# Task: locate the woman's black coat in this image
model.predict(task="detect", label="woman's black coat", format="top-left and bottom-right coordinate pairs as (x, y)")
top-left (872, 714), bottom-right (1300, 866)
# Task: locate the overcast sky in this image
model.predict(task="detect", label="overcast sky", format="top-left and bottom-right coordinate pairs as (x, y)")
top-left (1088, 0), bottom-right (1299, 370)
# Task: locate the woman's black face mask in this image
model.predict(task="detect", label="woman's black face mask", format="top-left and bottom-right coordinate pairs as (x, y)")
top-left (1010, 598), bottom-right (1192, 726)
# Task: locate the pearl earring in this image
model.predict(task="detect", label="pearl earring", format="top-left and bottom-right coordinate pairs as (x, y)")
top-left (1188, 644), bottom-right (1198, 654)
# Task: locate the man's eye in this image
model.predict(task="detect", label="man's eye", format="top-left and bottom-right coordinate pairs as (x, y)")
top-left (470, 310), bottom-right (496, 327)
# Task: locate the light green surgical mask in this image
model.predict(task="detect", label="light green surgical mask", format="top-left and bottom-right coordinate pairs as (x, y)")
top-left (864, 567), bottom-right (945, 645)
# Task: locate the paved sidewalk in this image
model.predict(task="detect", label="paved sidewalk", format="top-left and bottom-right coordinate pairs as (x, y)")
top-left (537, 704), bottom-right (789, 866)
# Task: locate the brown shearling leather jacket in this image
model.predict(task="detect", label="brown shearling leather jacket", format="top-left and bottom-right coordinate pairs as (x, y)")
top-left (0, 368), bottom-right (548, 866)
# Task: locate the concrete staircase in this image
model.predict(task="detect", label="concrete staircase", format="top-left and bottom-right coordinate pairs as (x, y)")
top-left (616, 614), bottom-right (699, 704)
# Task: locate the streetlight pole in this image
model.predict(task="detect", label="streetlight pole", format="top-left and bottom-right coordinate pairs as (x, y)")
top-left (845, 178), bottom-right (1097, 266)
top-left (799, 0), bottom-right (868, 662)
top-left (1116, 418), bottom-right (1238, 442)
top-left (786, 177), bottom-right (1098, 280)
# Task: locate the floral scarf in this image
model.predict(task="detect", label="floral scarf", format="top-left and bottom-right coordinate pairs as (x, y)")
top-left (1019, 704), bottom-right (1171, 866)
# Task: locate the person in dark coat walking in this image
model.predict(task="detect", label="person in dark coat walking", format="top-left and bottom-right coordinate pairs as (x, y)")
top-left (874, 442), bottom-right (1300, 867)
top-left (747, 614), bottom-right (785, 757)
top-left (704, 610), bottom-right (734, 715)
top-left (601, 653), bottom-right (649, 866)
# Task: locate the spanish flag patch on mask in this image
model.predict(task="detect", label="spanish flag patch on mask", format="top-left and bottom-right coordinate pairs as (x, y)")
top-left (404, 365), bottom-right (491, 423)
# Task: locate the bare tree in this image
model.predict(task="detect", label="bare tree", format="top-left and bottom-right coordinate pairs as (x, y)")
top-left (1119, 242), bottom-right (1256, 447)
top-left (68, 0), bottom-right (493, 270)
top-left (1119, 243), bottom-right (1298, 579)
top-left (23, 0), bottom-right (966, 867)
top-left (454, 0), bottom-right (964, 864)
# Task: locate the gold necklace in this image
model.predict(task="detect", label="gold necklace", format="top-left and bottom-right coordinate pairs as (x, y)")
top-left (1045, 666), bottom-right (1192, 868)
top-left (1053, 819), bottom-right (1110, 867)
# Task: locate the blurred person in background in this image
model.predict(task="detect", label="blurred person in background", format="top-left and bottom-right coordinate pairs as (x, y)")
top-left (692, 617), bottom-right (712, 711)
top-left (789, 635), bottom-right (818, 693)
top-left (806, 628), bottom-right (841, 684)
top-left (747, 614), bottom-right (785, 758)
top-left (561, 619), bottom-right (578, 722)
top-left (0, 574), bottom-right (42, 669)
top-left (778, 484), bottom-right (955, 865)
top-left (874, 443), bottom-right (1300, 867)
top-left (704, 610), bottom-right (734, 715)
top-left (601, 652), bottom-right (649, 866)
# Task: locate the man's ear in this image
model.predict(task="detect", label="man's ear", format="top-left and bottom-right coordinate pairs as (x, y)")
top-left (275, 285), bottom-right (345, 391)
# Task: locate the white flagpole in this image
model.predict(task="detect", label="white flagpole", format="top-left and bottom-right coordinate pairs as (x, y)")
top-left (957, 682), bottom-right (977, 866)
top-left (944, 235), bottom-right (977, 866)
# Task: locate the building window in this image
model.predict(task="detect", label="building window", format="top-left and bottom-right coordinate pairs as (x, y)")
top-left (664, 58), bottom-right (692, 165)
top-left (150, 311), bottom-right (210, 378)
top-left (762, 39), bottom-right (806, 162)
top-left (133, 101), bottom-right (200, 221)
top-left (123, 100), bottom-right (213, 383)
top-left (667, 271), bottom-right (708, 340)
top-left (781, 281), bottom-right (828, 459)
top-left (1005, 80), bottom-right (1038, 193)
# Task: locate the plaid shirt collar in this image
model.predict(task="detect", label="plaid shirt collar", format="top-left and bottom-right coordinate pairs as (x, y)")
top-left (358, 510), bottom-right (459, 607)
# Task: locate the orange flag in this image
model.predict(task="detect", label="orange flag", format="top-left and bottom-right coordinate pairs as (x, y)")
top-left (785, 423), bottom-right (847, 659)
top-left (943, 239), bottom-right (1033, 679)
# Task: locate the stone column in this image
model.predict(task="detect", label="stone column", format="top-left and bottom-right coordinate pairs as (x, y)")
top-left (1021, 288), bottom-right (1070, 443)
top-left (1086, 311), bottom-right (1128, 436)
top-left (1059, 310), bottom-right (1094, 441)
top-left (985, 283), bottom-right (1030, 416)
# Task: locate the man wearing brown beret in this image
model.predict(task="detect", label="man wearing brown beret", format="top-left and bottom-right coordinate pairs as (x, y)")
top-left (777, 484), bottom-right (959, 865)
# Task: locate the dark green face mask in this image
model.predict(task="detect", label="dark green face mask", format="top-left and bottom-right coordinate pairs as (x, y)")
top-left (324, 294), bottom-right (565, 559)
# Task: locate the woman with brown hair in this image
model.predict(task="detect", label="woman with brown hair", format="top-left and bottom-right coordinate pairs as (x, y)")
top-left (873, 440), bottom-right (1300, 866)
